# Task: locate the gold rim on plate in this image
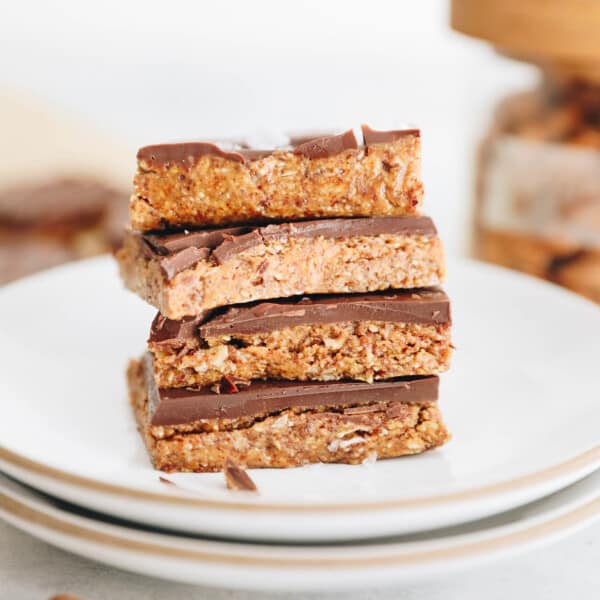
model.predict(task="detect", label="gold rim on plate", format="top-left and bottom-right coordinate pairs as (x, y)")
top-left (1, 444), bottom-right (600, 512)
top-left (1, 488), bottom-right (600, 568)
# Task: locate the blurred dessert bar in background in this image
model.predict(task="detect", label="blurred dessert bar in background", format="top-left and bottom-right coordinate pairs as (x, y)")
top-left (0, 90), bottom-right (132, 284)
top-left (473, 81), bottom-right (600, 303)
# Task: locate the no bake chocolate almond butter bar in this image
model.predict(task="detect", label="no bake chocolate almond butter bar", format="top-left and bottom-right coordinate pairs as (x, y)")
top-left (117, 216), bottom-right (446, 319)
top-left (128, 355), bottom-right (450, 472)
top-left (130, 125), bottom-right (422, 230)
top-left (148, 289), bottom-right (452, 387)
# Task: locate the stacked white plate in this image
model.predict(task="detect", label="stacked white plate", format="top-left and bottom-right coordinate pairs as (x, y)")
top-left (1, 256), bottom-right (600, 592)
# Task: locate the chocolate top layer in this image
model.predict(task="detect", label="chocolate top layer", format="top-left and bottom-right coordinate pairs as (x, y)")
top-left (361, 124), bottom-right (420, 145)
top-left (137, 125), bottom-right (419, 167)
top-left (138, 142), bottom-right (247, 166)
top-left (144, 354), bottom-right (439, 425)
top-left (293, 129), bottom-right (359, 159)
top-left (143, 226), bottom-right (248, 255)
top-left (148, 289), bottom-right (450, 345)
top-left (149, 313), bottom-right (207, 345)
top-left (201, 289), bottom-right (450, 336)
top-left (142, 216), bottom-right (437, 279)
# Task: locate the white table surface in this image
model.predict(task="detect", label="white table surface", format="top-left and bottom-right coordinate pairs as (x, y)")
top-left (2, 519), bottom-right (599, 599)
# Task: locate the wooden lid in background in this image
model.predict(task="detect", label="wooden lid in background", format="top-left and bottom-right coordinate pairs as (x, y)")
top-left (451, 0), bottom-right (600, 70)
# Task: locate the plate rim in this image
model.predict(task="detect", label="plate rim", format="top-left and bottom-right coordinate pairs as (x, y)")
top-left (2, 444), bottom-right (600, 512)
top-left (1, 474), bottom-right (600, 570)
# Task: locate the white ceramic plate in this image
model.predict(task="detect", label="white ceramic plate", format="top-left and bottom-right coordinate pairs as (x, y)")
top-left (1, 470), bottom-right (600, 591)
top-left (1, 256), bottom-right (600, 542)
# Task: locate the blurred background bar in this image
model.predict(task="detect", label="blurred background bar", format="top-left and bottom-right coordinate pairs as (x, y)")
top-left (4, 0), bottom-right (598, 303)
top-left (0, 91), bottom-right (131, 283)
top-left (452, 0), bottom-right (600, 302)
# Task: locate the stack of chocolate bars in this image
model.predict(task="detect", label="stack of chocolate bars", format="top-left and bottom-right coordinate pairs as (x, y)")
top-left (118, 125), bottom-right (452, 472)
